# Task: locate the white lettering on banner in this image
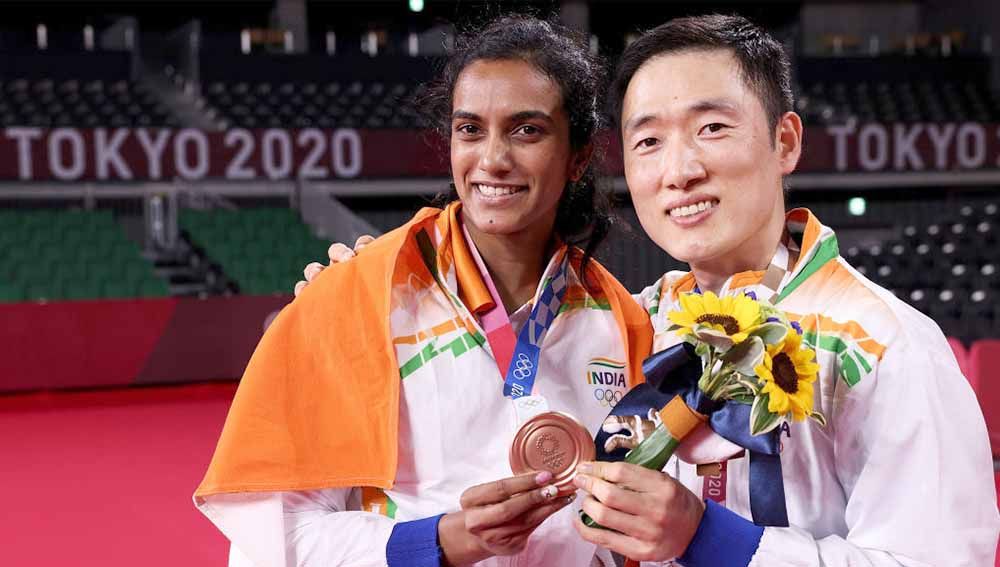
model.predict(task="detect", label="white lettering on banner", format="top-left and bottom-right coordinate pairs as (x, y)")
top-left (332, 129), bottom-right (362, 178)
top-left (297, 129), bottom-right (329, 178)
top-left (261, 129), bottom-right (293, 179)
top-left (174, 128), bottom-right (209, 179)
top-left (15, 124), bottom-right (1000, 179)
top-left (926, 123), bottom-right (956, 169)
top-left (48, 128), bottom-right (85, 180)
top-left (826, 119), bottom-right (856, 172)
top-left (956, 123), bottom-right (986, 169)
top-left (5, 127), bottom-right (41, 180)
top-left (95, 128), bottom-right (133, 180)
top-left (224, 129), bottom-right (256, 180)
top-left (136, 128), bottom-right (170, 180)
top-left (858, 123), bottom-right (888, 171)
top-left (893, 124), bottom-right (925, 171)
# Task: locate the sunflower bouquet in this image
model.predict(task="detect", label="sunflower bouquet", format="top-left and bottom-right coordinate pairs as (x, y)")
top-left (582, 290), bottom-right (824, 528)
top-left (666, 290), bottom-right (826, 434)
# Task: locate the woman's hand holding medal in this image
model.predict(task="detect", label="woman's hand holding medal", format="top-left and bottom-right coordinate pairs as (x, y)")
top-left (438, 471), bottom-right (574, 566)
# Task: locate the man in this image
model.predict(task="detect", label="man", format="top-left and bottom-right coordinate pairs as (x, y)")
top-left (568, 14), bottom-right (998, 567)
top-left (298, 15), bottom-right (997, 566)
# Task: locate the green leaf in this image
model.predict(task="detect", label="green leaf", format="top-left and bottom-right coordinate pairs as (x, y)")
top-left (624, 423), bottom-right (681, 471)
top-left (694, 340), bottom-right (711, 358)
top-left (750, 392), bottom-right (784, 435)
top-left (717, 382), bottom-right (754, 401)
top-left (735, 375), bottom-right (762, 393)
top-left (729, 393), bottom-right (755, 405)
top-left (721, 336), bottom-right (765, 375)
top-left (809, 410), bottom-right (828, 427)
top-left (748, 322), bottom-right (789, 346)
top-left (757, 302), bottom-right (785, 323)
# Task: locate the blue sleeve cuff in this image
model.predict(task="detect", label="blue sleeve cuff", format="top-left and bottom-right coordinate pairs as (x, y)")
top-left (386, 514), bottom-right (445, 567)
top-left (677, 500), bottom-right (764, 567)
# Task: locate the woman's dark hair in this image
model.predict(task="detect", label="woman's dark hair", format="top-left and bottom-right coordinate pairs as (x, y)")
top-left (610, 14), bottom-right (793, 141)
top-left (423, 14), bottom-right (614, 274)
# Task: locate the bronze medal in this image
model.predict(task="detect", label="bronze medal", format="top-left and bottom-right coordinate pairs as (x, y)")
top-left (509, 411), bottom-right (596, 490)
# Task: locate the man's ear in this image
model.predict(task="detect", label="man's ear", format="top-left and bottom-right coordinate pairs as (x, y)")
top-left (776, 111), bottom-right (803, 176)
top-left (568, 142), bottom-right (595, 182)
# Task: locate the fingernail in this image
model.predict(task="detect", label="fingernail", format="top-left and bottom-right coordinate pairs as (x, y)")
top-left (576, 462), bottom-right (593, 475)
top-left (535, 471), bottom-right (553, 485)
top-left (540, 485), bottom-right (558, 499)
top-left (573, 475), bottom-right (587, 488)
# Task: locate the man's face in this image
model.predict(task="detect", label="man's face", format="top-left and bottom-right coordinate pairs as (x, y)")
top-left (621, 49), bottom-right (799, 273)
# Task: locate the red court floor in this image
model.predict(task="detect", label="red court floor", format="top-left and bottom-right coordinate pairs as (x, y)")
top-left (2, 381), bottom-right (997, 566)
top-left (0, 382), bottom-right (237, 566)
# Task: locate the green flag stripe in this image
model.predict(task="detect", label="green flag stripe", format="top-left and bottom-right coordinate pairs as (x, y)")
top-left (840, 353), bottom-right (862, 387)
top-left (386, 496), bottom-right (397, 519)
top-left (589, 361), bottom-right (626, 369)
top-left (559, 298), bottom-right (611, 313)
top-left (776, 236), bottom-right (839, 304)
top-left (399, 330), bottom-right (486, 379)
top-left (852, 349), bottom-right (873, 374)
top-left (802, 330), bottom-right (871, 388)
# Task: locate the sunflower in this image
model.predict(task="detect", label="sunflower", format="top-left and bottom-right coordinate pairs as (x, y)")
top-left (668, 291), bottom-right (762, 346)
top-left (755, 330), bottom-right (820, 421)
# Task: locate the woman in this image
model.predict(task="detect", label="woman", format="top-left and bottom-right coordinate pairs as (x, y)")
top-left (195, 15), bottom-right (652, 567)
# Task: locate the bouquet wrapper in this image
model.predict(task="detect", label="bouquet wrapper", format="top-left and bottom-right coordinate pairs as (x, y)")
top-left (583, 344), bottom-right (789, 529)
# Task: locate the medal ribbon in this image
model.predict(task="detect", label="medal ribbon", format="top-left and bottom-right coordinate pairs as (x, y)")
top-left (462, 224), bottom-right (569, 399)
top-left (691, 237), bottom-right (797, 504)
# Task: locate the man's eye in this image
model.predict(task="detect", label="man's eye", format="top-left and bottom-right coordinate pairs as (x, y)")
top-left (516, 125), bottom-right (540, 135)
top-left (701, 123), bottom-right (728, 134)
top-left (456, 124), bottom-right (479, 135)
top-left (634, 137), bottom-right (658, 149)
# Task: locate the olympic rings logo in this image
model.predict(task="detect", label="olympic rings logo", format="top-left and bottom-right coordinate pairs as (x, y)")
top-left (512, 353), bottom-right (534, 380)
top-left (594, 389), bottom-right (624, 408)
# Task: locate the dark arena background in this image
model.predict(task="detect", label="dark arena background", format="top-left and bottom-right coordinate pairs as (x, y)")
top-left (0, 0), bottom-right (998, 565)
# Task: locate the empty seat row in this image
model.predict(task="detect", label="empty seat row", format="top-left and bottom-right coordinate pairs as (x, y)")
top-left (800, 80), bottom-right (1000, 124)
top-left (200, 79), bottom-right (425, 130)
top-left (0, 78), bottom-right (177, 127)
top-left (0, 209), bottom-right (170, 302)
top-left (179, 207), bottom-right (331, 295)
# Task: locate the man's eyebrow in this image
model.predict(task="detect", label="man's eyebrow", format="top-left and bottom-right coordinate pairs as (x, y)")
top-left (623, 113), bottom-right (658, 135)
top-left (688, 98), bottom-right (740, 116)
top-left (623, 99), bottom-right (741, 134)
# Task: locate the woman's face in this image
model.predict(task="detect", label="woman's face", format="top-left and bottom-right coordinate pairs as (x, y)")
top-left (450, 58), bottom-right (586, 240)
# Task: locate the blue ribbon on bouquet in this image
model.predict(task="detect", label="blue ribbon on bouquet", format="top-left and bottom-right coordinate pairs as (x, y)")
top-left (594, 343), bottom-right (789, 527)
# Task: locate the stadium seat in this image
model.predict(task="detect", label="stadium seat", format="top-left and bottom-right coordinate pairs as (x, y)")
top-left (968, 340), bottom-right (1000, 456)
top-left (0, 209), bottom-right (170, 303)
top-left (0, 76), bottom-right (175, 128)
top-left (801, 78), bottom-right (999, 124)
top-left (200, 76), bottom-right (424, 130)
top-left (180, 207), bottom-right (328, 295)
